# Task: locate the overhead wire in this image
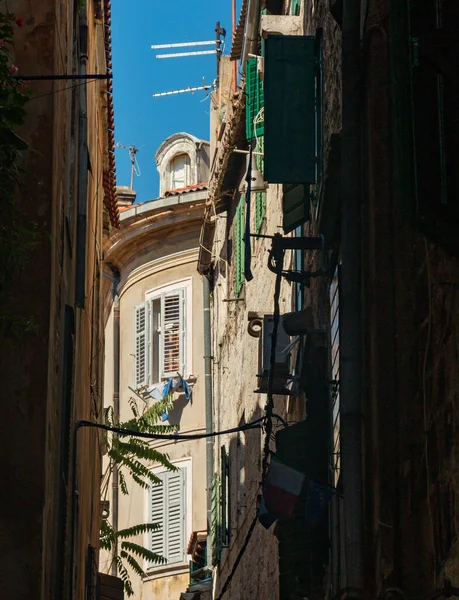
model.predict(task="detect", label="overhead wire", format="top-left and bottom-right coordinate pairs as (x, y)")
top-left (76, 416), bottom-right (265, 441)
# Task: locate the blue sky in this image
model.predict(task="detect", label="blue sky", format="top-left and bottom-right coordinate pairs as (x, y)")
top-left (112, 0), bottom-right (239, 203)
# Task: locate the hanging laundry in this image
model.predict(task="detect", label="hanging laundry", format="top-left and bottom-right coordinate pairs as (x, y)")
top-left (263, 455), bottom-right (306, 519)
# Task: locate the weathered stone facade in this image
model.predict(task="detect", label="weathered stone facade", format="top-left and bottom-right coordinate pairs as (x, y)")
top-left (0, 0), bottom-right (118, 598)
top-left (201, 0), bottom-right (459, 599)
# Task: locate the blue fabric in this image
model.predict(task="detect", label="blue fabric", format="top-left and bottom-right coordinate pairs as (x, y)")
top-left (305, 481), bottom-right (335, 525)
top-left (244, 146), bottom-right (254, 282)
top-left (257, 496), bottom-right (277, 529)
top-left (162, 379), bottom-right (173, 398)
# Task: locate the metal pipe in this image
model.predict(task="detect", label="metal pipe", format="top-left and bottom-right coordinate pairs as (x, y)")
top-left (69, 10), bottom-right (88, 599)
top-left (203, 275), bottom-right (214, 566)
top-left (241, 0), bottom-right (261, 71)
top-left (232, 0), bottom-right (237, 92)
top-left (340, 0), bottom-right (364, 592)
top-left (75, 14), bottom-right (89, 309)
top-left (111, 286), bottom-right (120, 577)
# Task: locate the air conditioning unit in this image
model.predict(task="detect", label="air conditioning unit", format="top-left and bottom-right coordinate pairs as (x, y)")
top-left (256, 315), bottom-right (294, 395)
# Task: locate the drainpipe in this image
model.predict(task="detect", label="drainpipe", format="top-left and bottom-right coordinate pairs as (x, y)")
top-left (340, 0), bottom-right (364, 593)
top-left (203, 274), bottom-right (214, 566)
top-left (69, 10), bottom-right (88, 600)
top-left (111, 285), bottom-right (120, 576)
top-left (241, 0), bottom-right (261, 71)
top-left (75, 12), bottom-right (88, 309)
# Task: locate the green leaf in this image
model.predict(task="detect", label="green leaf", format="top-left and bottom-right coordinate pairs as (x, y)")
top-left (0, 126), bottom-right (28, 151)
top-left (123, 552), bottom-right (146, 578)
top-left (121, 541), bottom-right (167, 565)
top-left (117, 522), bottom-right (160, 538)
top-left (119, 470), bottom-right (128, 495)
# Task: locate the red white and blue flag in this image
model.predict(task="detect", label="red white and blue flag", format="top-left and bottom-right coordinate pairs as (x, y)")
top-left (263, 455), bottom-right (306, 519)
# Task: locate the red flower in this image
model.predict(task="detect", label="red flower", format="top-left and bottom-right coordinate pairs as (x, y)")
top-left (15, 18), bottom-right (24, 27)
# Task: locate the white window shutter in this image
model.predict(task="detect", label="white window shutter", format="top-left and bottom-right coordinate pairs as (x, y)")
top-left (166, 469), bottom-right (186, 564)
top-left (150, 472), bottom-right (166, 560)
top-left (134, 303), bottom-right (147, 388)
top-left (161, 289), bottom-right (185, 378)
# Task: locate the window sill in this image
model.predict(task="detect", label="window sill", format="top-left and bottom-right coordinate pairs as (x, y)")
top-left (142, 563), bottom-right (189, 581)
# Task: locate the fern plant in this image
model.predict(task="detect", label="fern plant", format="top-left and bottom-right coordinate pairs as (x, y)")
top-left (101, 394), bottom-right (179, 596)
top-left (100, 518), bottom-right (166, 596)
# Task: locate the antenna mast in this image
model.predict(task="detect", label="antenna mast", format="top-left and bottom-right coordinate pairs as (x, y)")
top-left (151, 23), bottom-right (225, 98)
top-left (115, 143), bottom-right (141, 190)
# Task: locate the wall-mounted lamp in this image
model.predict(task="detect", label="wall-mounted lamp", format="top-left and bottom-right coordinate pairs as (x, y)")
top-left (234, 149), bottom-right (267, 193)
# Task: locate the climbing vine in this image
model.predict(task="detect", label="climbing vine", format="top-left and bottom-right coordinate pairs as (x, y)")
top-left (0, 11), bottom-right (38, 338)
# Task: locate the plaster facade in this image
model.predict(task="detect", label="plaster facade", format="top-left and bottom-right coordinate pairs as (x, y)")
top-left (102, 138), bottom-right (210, 599)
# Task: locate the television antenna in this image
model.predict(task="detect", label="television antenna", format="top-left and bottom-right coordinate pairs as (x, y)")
top-left (151, 22), bottom-right (225, 98)
top-left (115, 143), bottom-right (142, 190)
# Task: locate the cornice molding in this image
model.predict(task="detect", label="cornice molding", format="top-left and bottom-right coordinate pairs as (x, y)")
top-left (119, 247), bottom-right (199, 297)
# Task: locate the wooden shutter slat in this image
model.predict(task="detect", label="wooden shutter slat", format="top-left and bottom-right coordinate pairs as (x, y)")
top-left (166, 469), bottom-right (186, 564)
top-left (161, 290), bottom-right (185, 378)
top-left (150, 473), bottom-right (166, 559)
top-left (135, 303), bottom-right (147, 387)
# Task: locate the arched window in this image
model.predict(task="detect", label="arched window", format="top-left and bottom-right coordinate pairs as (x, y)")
top-left (170, 153), bottom-right (190, 190)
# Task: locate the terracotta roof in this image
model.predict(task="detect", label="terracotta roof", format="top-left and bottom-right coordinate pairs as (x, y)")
top-left (230, 0), bottom-right (248, 61)
top-left (103, 0), bottom-right (120, 228)
top-left (164, 182), bottom-right (208, 197)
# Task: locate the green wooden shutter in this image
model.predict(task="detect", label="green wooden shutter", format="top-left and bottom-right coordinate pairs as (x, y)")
top-left (282, 183), bottom-right (310, 233)
top-left (234, 196), bottom-right (245, 296)
top-left (291, 0), bottom-right (301, 15)
top-left (264, 35), bottom-right (317, 183)
top-left (255, 136), bottom-right (266, 233)
top-left (211, 473), bottom-right (221, 565)
top-left (135, 302), bottom-right (147, 388)
top-left (246, 59), bottom-right (264, 140)
top-left (220, 446), bottom-right (227, 546)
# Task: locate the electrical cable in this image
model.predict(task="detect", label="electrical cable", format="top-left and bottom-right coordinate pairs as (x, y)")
top-left (76, 416), bottom-right (265, 441)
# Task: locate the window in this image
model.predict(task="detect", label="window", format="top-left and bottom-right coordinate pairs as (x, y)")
top-left (170, 153), bottom-right (190, 190)
top-left (149, 467), bottom-right (187, 566)
top-left (234, 195), bottom-right (245, 297)
top-left (134, 280), bottom-right (191, 388)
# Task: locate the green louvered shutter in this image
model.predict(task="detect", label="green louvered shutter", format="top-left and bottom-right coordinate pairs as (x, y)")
top-left (255, 136), bottom-right (266, 232)
top-left (291, 0), bottom-right (301, 15)
top-left (234, 196), bottom-right (245, 296)
top-left (282, 183), bottom-right (310, 233)
top-left (211, 473), bottom-right (221, 565)
top-left (264, 35), bottom-right (316, 183)
top-left (246, 59), bottom-right (264, 140)
top-left (220, 446), bottom-right (227, 546)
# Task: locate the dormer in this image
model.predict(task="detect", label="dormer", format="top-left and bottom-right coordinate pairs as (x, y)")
top-left (155, 132), bottom-right (210, 198)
